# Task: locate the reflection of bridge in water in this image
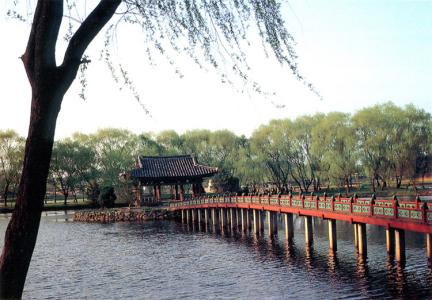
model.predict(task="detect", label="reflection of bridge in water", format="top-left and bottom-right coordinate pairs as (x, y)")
top-left (170, 193), bottom-right (432, 263)
top-left (178, 221), bottom-right (432, 298)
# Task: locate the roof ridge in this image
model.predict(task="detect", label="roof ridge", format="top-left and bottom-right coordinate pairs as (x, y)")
top-left (139, 154), bottom-right (192, 159)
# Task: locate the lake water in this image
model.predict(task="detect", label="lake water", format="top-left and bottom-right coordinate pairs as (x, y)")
top-left (0, 211), bottom-right (431, 299)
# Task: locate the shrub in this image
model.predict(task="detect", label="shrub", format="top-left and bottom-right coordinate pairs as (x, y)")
top-left (98, 186), bottom-right (117, 208)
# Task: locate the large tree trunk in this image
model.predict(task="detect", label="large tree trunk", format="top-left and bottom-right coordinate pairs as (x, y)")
top-left (0, 1), bottom-right (121, 297)
top-left (0, 90), bottom-right (62, 297)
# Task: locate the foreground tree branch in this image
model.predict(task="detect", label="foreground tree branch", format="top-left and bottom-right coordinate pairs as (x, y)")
top-left (0, 1), bottom-right (121, 298)
top-left (0, 0), bottom-right (316, 297)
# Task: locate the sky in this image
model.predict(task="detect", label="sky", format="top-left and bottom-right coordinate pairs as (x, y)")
top-left (0, 0), bottom-right (431, 139)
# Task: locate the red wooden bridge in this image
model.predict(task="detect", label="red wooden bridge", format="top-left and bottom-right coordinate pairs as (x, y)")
top-left (169, 193), bottom-right (432, 263)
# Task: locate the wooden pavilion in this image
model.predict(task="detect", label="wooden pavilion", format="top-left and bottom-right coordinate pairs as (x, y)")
top-left (130, 155), bottom-right (218, 206)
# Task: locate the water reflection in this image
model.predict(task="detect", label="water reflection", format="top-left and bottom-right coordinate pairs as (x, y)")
top-left (181, 215), bottom-right (432, 299)
top-left (0, 212), bottom-right (431, 299)
top-left (327, 249), bottom-right (338, 274)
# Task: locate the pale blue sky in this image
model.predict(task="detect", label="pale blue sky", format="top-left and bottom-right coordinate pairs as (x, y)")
top-left (0, 1), bottom-right (430, 138)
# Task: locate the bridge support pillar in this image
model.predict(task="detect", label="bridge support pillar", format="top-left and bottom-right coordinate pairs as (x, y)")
top-left (204, 209), bottom-right (209, 225)
top-left (253, 209), bottom-right (260, 234)
top-left (230, 208), bottom-right (236, 230)
top-left (267, 211), bottom-right (276, 237)
top-left (219, 208), bottom-right (226, 228)
top-left (395, 229), bottom-right (405, 262)
top-left (260, 211), bottom-right (265, 232)
top-left (357, 223), bottom-right (367, 256)
top-left (197, 209), bottom-right (202, 224)
top-left (284, 213), bottom-right (294, 241)
top-left (353, 224), bottom-right (358, 248)
top-left (181, 210), bottom-right (185, 223)
top-left (211, 208), bottom-right (218, 227)
top-left (328, 219), bottom-right (337, 251)
top-left (246, 209), bottom-right (251, 230)
top-left (304, 216), bottom-right (313, 245)
top-left (241, 209), bottom-right (247, 232)
top-left (427, 233), bottom-right (432, 260)
top-left (235, 209), bottom-right (240, 228)
top-left (191, 209), bottom-right (197, 224)
top-left (386, 228), bottom-right (395, 254)
top-left (186, 209), bottom-right (190, 225)
top-left (267, 210), bottom-right (274, 236)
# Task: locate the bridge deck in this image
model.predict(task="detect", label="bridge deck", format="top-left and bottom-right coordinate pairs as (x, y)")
top-left (170, 194), bottom-right (432, 234)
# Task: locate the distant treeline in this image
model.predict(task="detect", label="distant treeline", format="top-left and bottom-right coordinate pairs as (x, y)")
top-left (0, 102), bottom-right (431, 204)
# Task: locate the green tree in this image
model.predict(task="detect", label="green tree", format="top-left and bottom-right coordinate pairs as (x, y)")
top-left (353, 103), bottom-right (395, 191)
top-left (1, 1), bottom-right (313, 297)
top-left (50, 140), bottom-right (79, 204)
top-left (233, 140), bottom-right (263, 190)
top-left (291, 114), bottom-right (324, 192)
top-left (0, 130), bottom-right (25, 206)
top-left (313, 112), bottom-right (358, 193)
top-left (250, 120), bottom-right (292, 190)
top-left (155, 130), bottom-right (184, 155)
top-left (386, 104), bottom-right (431, 188)
top-left (90, 129), bottom-right (138, 187)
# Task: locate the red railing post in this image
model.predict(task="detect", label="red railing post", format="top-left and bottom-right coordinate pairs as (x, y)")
top-left (416, 195), bottom-right (421, 209)
top-left (289, 192), bottom-right (292, 207)
top-left (393, 195), bottom-right (398, 219)
top-left (331, 195), bottom-right (335, 211)
top-left (278, 193), bottom-right (281, 206)
top-left (315, 193), bottom-right (319, 210)
top-left (422, 201), bottom-right (428, 224)
top-left (301, 193), bottom-right (305, 208)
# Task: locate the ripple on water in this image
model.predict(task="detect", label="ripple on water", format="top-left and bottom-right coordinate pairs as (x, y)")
top-left (0, 215), bottom-right (431, 299)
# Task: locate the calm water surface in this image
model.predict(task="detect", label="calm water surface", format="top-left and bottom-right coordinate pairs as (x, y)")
top-left (0, 211), bottom-right (431, 299)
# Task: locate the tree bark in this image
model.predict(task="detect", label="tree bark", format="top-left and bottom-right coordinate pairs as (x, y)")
top-left (0, 1), bottom-right (121, 297)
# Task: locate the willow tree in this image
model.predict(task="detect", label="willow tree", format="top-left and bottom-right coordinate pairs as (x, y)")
top-left (0, 0), bottom-right (314, 297)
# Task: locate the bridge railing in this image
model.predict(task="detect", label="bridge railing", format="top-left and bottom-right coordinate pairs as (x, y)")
top-left (168, 193), bottom-right (431, 225)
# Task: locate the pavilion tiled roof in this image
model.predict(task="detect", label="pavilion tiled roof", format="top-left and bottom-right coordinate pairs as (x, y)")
top-left (131, 155), bottom-right (218, 180)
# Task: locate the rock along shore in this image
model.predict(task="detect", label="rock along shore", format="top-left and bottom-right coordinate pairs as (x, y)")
top-left (73, 207), bottom-right (175, 223)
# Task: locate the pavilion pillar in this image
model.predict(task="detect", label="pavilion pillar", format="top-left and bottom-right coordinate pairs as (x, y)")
top-left (304, 216), bottom-right (313, 246)
top-left (179, 185), bottom-right (185, 201)
top-left (175, 185), bottom-right (179, 200)
top-left (386, 228), bottom-right (395, 254)
top-left (427, 233), bottom-right (432, 260)
top-left (284, 213), bottom-right (294, 241)
top-left (133, 182), bottom-right (142, 207)
top-left (169, 186), bottom-right (174, 200)
top-left (395, 229), bottom-right (406, 262)
top-left (191, 183), bottom-right (197, 197)
top-left (157, 185), bottom-right (162, 201)
top-left (328, 219), bottom-right (337, 251)
top-left (357, 223), bottom-right (367, 256)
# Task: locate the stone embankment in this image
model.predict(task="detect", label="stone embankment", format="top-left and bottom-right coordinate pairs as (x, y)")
top-left (74, 207), bottom-right (174, 223)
